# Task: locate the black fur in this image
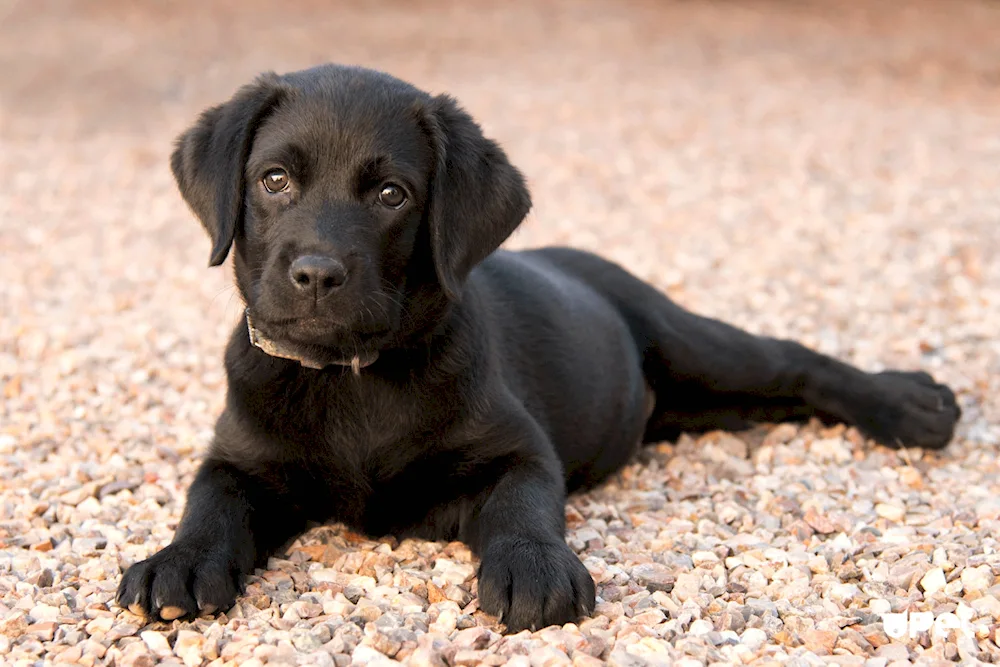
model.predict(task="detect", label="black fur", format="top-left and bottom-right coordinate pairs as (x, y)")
top-left (118, 64), bottom-right (961, 633)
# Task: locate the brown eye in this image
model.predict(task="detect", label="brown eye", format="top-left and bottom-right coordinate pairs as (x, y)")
top-left (262, 168), bottom-right (289, 193)
top-left (378, 184), bottom-right (407, 209)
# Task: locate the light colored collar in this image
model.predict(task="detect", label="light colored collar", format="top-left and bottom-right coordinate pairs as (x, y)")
top-left (245, 311), bottom-right (377, 375)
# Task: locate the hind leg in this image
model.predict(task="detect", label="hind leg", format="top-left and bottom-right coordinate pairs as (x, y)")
top-left (532, 247), bottom-right (960, 450)
top-left (644, 393), bottom-right (822, 443)
top-left (638, 306), bottom-right (960, 449)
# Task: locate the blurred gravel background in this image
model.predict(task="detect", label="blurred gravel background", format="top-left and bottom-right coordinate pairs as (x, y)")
top-left (2, 1), bottom-right (999, 665)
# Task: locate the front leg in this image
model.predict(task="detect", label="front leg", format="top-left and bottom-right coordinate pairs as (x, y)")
top-left (465, 411), bottom-right (596, 633)
top-left (117, 458), bottom-right (307, 621)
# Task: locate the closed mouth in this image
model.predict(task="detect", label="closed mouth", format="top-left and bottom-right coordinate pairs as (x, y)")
top-left (249, 312), bottom-right (387, 338)
top-left (253, 313), bottom-right (338, 331)
top-left (245, 310), bottom-right (385, 371)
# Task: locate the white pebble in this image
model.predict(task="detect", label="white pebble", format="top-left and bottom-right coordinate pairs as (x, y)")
top-left (962, 565), bottom-right (994, 592)
top-left (920, 568), bottom-right (947, 595)
top-left (875, 503), bottom-right (905, 522)
top-left (141, 630), bottom-right (172, 657)
top-left (741, 628), bottom-right (767, 650)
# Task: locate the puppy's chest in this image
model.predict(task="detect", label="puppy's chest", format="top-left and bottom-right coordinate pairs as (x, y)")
top-left (320, 382), bottom-right (428, 454)
top-left (295, 382), bottom-right (438, 481)
top-left (297, 384), bottom-right (479, 532)
top-left (309, 434), bottom-right (484, 539)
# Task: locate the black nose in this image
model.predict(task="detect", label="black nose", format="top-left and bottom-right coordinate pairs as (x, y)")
top-left (288, 255), bottom-right (349, 298)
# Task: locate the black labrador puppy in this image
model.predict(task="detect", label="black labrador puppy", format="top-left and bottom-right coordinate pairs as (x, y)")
top-left (118, 64), bottom-right (961, 633)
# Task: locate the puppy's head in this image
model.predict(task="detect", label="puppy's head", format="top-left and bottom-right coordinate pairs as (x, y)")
top-left (171, 65), bottom-right (530, 367)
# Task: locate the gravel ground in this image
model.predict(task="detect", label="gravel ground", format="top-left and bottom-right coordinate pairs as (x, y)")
top-left (2, 1), bottom-right (1000, 665)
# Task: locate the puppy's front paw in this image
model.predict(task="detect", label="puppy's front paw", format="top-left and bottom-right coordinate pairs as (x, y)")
top-left (117, 542), bottom-right (242, 621)
top-left (477, 537), bottom-right (596, 633)
top-left (855, 371), bottom-right (961, 449)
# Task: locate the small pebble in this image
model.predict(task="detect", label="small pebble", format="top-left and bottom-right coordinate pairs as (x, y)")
top-left (875, 504), bottom-right (906, 523)
top-left (741, 628), bottom-right (768, 651)
top-left (919, 568), bottom-right (947, 595)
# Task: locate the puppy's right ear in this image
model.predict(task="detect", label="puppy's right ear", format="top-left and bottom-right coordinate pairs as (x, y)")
top-left (170, 73), bottom-right (287, 267)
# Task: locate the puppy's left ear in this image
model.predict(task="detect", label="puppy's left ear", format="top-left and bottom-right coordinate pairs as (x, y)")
top-left (422, 95), bottom-right (532, 300)
top-left (170, 73), bottom-right (288, 267)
